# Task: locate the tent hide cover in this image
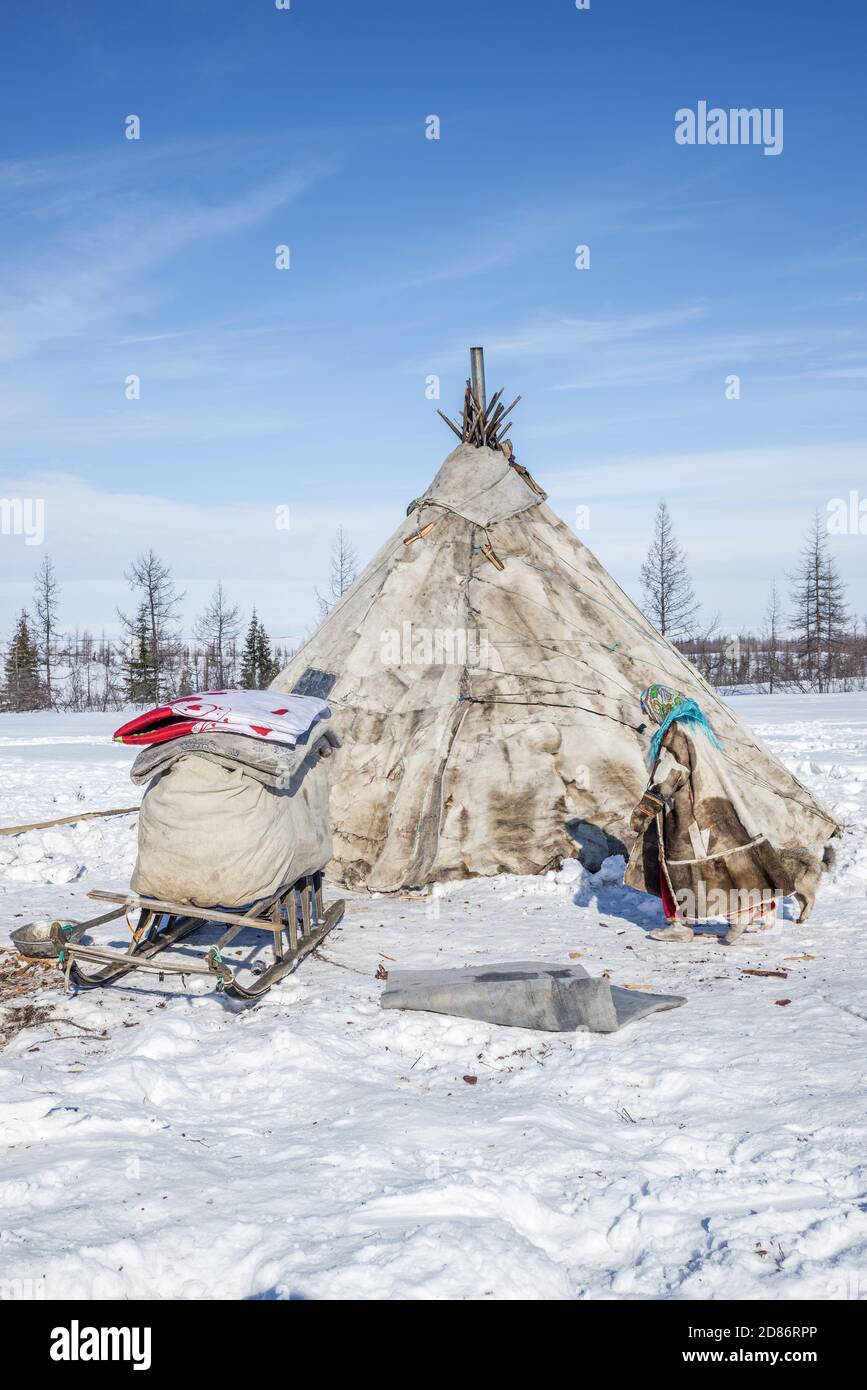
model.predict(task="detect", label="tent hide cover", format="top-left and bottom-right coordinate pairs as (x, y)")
top-left (272, 440), bottom-right (840, 895)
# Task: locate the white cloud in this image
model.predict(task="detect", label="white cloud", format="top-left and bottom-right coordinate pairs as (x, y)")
top-left (0, 473), bottom-right (393, 640)
top-left (541, 442), bottom-right (867, 629)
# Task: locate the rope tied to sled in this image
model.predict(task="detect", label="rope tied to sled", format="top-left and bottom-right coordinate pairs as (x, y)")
top-left (55, 923), bottom-right (75, 965)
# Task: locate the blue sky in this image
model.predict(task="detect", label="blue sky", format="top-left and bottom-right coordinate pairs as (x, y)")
top-left (1, 0), bottom-right (865, 643)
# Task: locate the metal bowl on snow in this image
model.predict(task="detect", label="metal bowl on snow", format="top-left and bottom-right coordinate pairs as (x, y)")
top-left (11, 920), bottom-right (73, 960)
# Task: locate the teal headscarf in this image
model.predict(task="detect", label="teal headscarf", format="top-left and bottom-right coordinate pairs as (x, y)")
top-left (640, 683), bottom-right (721, 766)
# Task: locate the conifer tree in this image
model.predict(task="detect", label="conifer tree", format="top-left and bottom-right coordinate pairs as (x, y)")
top-left (254, 617), bottom-right (279, 688)
top-left (124, 604), bottom-right (157, 705)
top-left (2, 611), bottom-right (44, 711)
top-left (240, 611), bottom-right (279, 689)
top-left (240, 611), bottom-right (260, 688)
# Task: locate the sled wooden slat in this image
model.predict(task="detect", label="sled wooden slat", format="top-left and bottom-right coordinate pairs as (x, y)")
top-left (271, 901), bottom-right (284, 962)
top-left (57, 877), bottom-right (346, 1002)
top-left (62, 914), bottom-right (201, 990)
top-left (66, 938), bottom-right (214, 976)
top-left (87, 889), bottom-right (281, 931)
top-left (288, 888), bottom-right (299, 950)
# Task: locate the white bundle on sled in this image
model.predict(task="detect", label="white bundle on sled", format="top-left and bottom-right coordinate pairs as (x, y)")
top-left (130, 722), bottom-right (340, 909)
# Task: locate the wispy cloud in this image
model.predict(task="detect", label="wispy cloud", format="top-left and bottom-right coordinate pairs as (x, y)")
top-left (543, 441), bottom-right (867, 502)
top-left (811, 366), bottom-right (867, 381)
top-left (483, 306), bottom-right (706, 360)
top-left (0, 159), bottom-right (332, 364)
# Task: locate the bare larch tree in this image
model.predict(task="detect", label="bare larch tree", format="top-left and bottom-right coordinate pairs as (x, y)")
top-left (33, 553), bottom-right (60, 708)
top-left (194, 582), bottom-right (242, 689)
top-left (789, 512), bottom-right (849, 692)
top-left (315, 527), bottom-right (359, 619)
top-left (761, 580), bottom-right (783, 693)
top-left (119, 550), bottom-right (185, 704)
top-left (640, 499), bottom-right (700, 638)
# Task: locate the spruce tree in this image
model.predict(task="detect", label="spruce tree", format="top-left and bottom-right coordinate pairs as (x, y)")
top-left (124, 604), bottom-right (157, 705)
top-left (240, 611), bottom-right (261, 688)
top-left (3, 611), bottom-right (44, 711)
top-left (254, 619), bottom-right (279, 688)
top-left (240, 611), bottom-right (279, 689)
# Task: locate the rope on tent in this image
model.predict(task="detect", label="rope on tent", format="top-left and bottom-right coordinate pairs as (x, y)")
top-left (460, 693), bottom-right (833, 820)
top-left (488, 535), bottom-right (737, 719)
top-left (488, 647), bottom-right (835, 818)
top-left (458, 693), bottom-right (646, 731)
top-left (491, 669), bottom-right (630, 702)
top-left (473, 562), bottom-right (748, 736)
top-left (405, 500), bottom-right (520, 567)
top-left (510, 540), bottom-right (753, 735)
top-left (510, 543), bottom-right (675, 656)
top-left (515, 671), bottom-right (834, 814)
top-left (484, 639), bottom-right (639, 704)
top-left (320, 690), bottom-right (835, 821)
top-left (469, 598), bottom-right (643, 704)
top-left (471, 574), bottom-right (659, 668)
top-left (477, 666), bottom-right (647, 723)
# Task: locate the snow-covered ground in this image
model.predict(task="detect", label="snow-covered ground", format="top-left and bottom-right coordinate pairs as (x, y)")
top-left (1, 693), bottom-right (866, 1301)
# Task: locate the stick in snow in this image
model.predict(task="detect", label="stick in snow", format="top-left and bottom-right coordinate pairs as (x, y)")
top-left (0, 806), bottom-right (139, 837)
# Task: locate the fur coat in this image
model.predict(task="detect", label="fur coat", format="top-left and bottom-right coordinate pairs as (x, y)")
top-left (624, 724), bottom-right (795, 923)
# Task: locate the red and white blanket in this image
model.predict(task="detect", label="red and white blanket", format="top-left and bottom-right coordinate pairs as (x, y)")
top-left (114, 689), bottom-right (331, 747)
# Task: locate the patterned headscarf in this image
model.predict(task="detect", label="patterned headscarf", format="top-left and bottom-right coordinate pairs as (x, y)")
top-left (640, 683), bottom-right (721, 766)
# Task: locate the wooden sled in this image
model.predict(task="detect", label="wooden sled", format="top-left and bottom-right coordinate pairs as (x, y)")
top-left (44, 872), bottom-right (345, 1002)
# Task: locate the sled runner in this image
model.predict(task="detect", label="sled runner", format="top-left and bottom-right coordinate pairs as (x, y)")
top-left (29, 874), bottom-right (345, 1002)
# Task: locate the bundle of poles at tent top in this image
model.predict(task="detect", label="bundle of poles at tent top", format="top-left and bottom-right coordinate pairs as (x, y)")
top-left (437, 345), bottom-right (522, 453)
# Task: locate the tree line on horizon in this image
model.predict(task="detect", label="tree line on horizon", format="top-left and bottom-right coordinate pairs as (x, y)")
top-left (1, 512), bottom-right (864, 712)
top-left (0, 529), bottom-right (360, 714)
top-left (640, 500), bottom-right (865, 693)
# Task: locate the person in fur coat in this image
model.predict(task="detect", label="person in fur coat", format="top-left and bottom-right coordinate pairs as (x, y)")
top-left (625, 684), bottom-right (795, 944)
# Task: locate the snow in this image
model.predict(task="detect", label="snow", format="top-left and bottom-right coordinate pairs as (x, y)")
top-left (1, 694), bottom-right (866, 1301)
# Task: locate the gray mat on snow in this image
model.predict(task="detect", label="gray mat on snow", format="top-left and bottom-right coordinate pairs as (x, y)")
top-left (380, 960), bottom-right (686, 1034)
